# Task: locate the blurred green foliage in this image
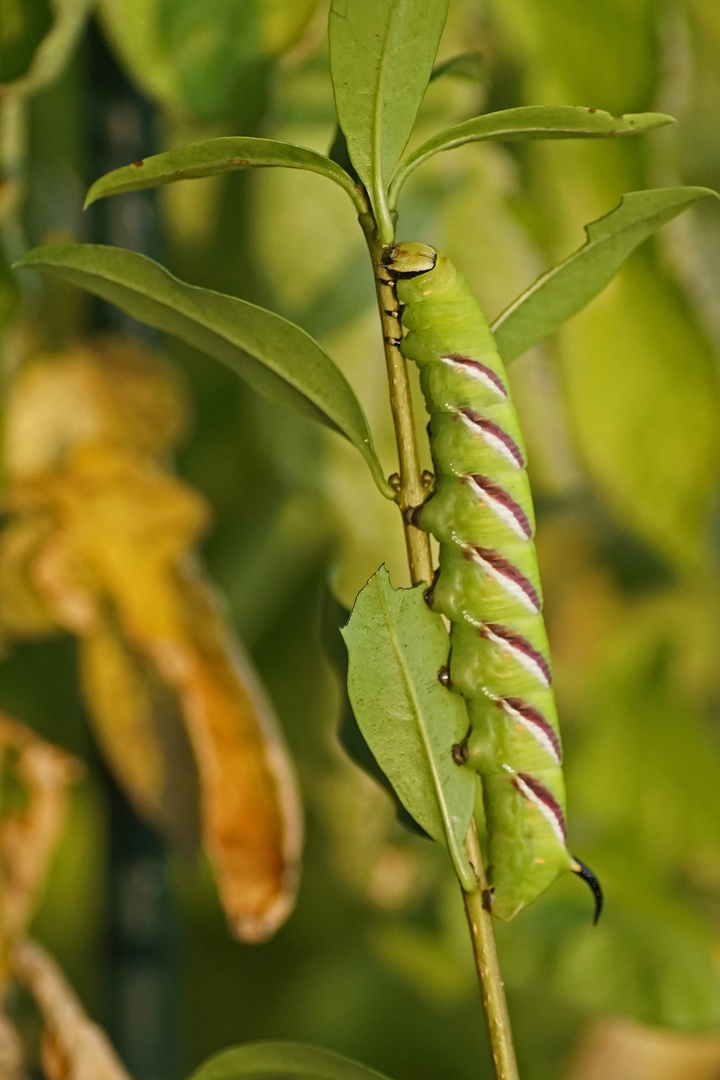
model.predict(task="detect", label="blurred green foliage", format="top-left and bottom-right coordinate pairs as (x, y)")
top-left (0, 0), bottom-right (52, 84)
top-left (2, 2), bottom-right (720, 1080)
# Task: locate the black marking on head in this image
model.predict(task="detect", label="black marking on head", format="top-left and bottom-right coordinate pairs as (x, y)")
top-left (571, 857), bottom-right (603, 925)
top-left (382, 243), bottom-right (438, 278)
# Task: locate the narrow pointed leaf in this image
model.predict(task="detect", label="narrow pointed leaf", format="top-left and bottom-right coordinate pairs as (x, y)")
top-left (329, 0), bottom-right (448, 237)
top-left (190, 1042), bottom-right (393, 1080)
top-left (491, 186), bottom-right (719, 363)
top-left (13, 244), bottom-right (391, 497)
top-left (85, 137), bottom-right (366, 214)
top-left (341, 566), bottom-right (476, 890)
top-left (389, 105), bottom-right (674, 203)
top-left (323, 589), bottom-right (426, 838)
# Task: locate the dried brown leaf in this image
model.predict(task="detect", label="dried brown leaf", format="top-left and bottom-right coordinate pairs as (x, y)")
top-left (12, 940), bottom-right (131, 1080)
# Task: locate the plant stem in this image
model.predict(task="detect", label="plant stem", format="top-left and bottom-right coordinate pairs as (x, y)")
top-left (362, 217), bottom-right (434, 585)
top-left (363, 215), bottom-right (521, 1080)
top-left (463, 824), bottom-right (521, 1080)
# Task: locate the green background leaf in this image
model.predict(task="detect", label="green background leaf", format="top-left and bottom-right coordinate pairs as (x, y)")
top-left (328, 0), bottom-right (448, 235)
top-left (341, 567), bottom-right (475, 889)
top-left (0, 0), bottom-right (91, 97)
top-left (14, 244), bottom-right (390, 496)
top-left (492, 186), bottom-right (719, 363)
top-left (190, 1042), bottom-right (394, 1080)
top-left (97, 0), bottom-right (320, 118)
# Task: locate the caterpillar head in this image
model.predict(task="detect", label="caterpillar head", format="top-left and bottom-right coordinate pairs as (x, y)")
top-left (383, 242), bottom-right (437, 278)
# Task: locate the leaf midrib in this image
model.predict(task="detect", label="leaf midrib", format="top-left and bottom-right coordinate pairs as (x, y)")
top-left (377, 582), bottom-right (473, 888)
top-left (370, 0), bottom-right (402, 227)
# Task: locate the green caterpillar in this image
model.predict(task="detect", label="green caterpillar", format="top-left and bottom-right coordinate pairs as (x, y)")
top-left (385, 242), bottom-right (602, 923)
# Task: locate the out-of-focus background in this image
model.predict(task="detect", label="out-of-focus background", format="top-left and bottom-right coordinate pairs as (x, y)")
top-left (2, 2), bottom-right (720, 1079)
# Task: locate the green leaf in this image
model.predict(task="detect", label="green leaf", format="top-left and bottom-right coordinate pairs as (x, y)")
top-left (341, 566), bottom-right (476, 890)
top-left (14, 244), bottom-right (391, 498)
top-left (323, 588), bottom-right (427, 839)
top-left (328, 0), bottom-right (448, 240)
top-left (491, 186), bottom-right (719, 363)
top-left (189, 1042), bottom-right (393, 1080)
top-left (388, 105), bottom-right (674, 205)
top-left (85, 138), bottom-right (366, 215)
top-left (0, 0), bottom-right (91, 98)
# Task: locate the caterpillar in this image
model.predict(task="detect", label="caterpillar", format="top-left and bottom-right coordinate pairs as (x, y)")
top-left (385, 242), bottom-right (602, 923)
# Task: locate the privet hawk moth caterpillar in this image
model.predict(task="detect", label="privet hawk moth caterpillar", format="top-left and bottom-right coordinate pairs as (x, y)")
top-left (385, 242), bottom-right (602, 923)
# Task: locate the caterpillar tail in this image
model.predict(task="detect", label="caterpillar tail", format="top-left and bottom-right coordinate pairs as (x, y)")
top-left (386, 241), bottom-right (602, 924)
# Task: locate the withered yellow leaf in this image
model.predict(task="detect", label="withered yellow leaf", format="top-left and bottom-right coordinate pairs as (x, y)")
top-left (2, 339), bottom-right (304, 942)
top-left (0, 516), bottom-right (59, 638)
top-left (43, 446), bottom-right (302, 939)
top-left (151, 570), bottom-right (303, 943)
top-left (0, 1013), bottom-right (23, 1080)
top-left (80, 616), bottom-right (201, 851)
top-left (12, 939), bottom-right (131, 1080)
top-left (0, 717), bottom-right (81, 944)
top-left (14, 442), bottom-right (208, 637)
top-left (5, 336), bottom-right (187, 478)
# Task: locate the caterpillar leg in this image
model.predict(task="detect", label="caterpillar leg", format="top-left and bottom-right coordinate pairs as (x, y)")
top-left (570, 857), bottom-right (604, 925)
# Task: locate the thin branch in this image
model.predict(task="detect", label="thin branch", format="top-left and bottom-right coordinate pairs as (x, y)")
top-left (362, 212), bottom-right (521, 1079)
top-left (362, 217), bottom-right (434, 585)
top-left (463, 824), bottom-right (520, 1080)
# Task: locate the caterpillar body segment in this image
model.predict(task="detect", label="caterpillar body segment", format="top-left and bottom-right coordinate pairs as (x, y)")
top-left (387, 242), bottom-right (600, 921)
